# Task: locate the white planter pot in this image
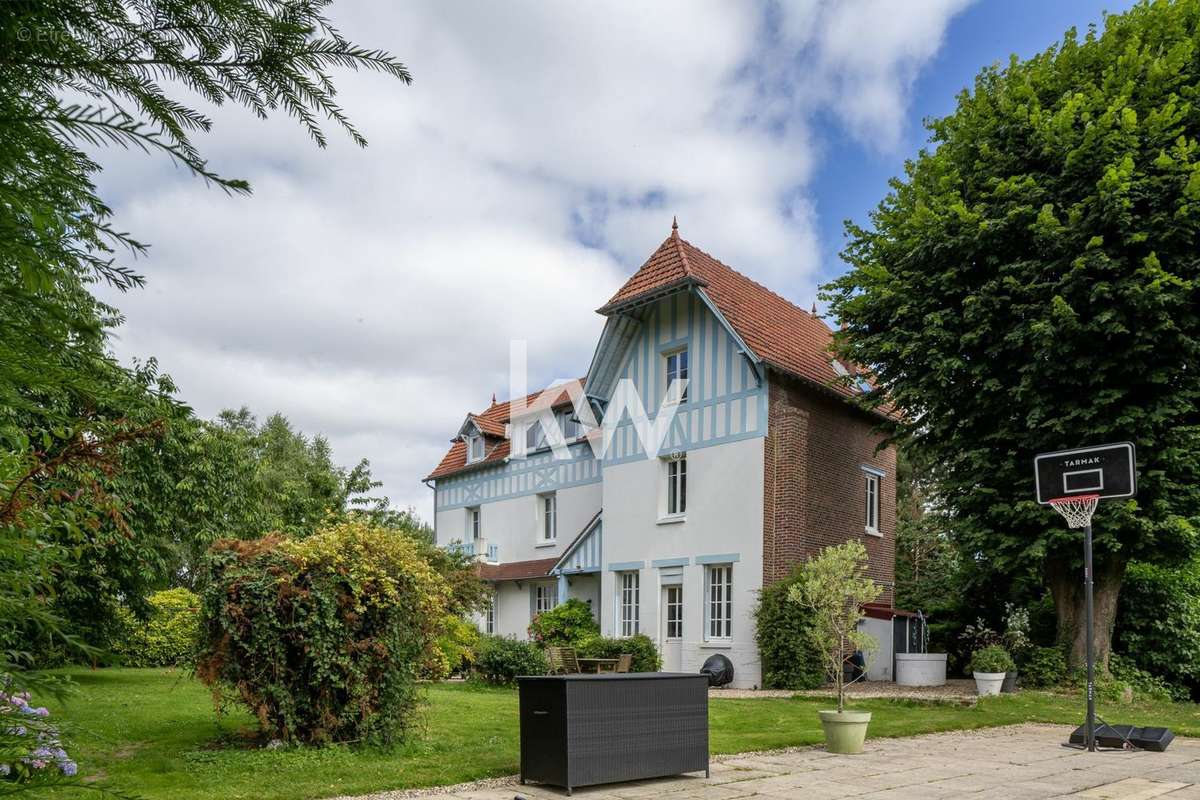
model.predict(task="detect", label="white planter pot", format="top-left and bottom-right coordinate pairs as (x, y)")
top-left (895, 653), bottom-right (947, 687)
top-left (973, 671), bottom-right (1006, 696)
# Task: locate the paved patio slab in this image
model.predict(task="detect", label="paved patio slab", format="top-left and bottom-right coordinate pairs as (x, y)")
top-left (341, 724), bottom-right (1199, 800)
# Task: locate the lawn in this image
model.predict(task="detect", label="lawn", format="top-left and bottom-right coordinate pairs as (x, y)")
top-left (39, 668), bottom-right (1200, 800)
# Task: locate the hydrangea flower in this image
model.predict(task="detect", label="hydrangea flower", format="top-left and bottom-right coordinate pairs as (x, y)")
top-left (0, 681), bottom-right (78, 784)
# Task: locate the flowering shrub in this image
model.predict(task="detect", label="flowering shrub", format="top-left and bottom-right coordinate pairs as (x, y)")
top-left (195, 521), bottom-right (452, 745)
top-left (0, 684), bottom-right (77, 782)
top-left (528, 599), bottom-right (599, 647)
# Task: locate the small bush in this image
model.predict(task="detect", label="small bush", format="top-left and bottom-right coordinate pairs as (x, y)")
top-left (969, 645), bottom-right (1014, 674)
top-left (112, 588), bottom-right (200, 667)
top-left (528, 599), bottom-right (598, 647)
top-left (1106, 654), bottom-right (1188, 703)
top-left (473, 636), bottom-right (547, 685)
top-left (754, 569), bottom-right (824, 690)
top-left (428, 616), bottom-right (481, 679)
top-left (577, 634), bottom-right (661, 672)
top-left (195, 521), bottom-right (451, 745)
top-left (1114, 560), bottom-right (1200, 701)
top-left (1020, 646), bottom-right (1067, 689)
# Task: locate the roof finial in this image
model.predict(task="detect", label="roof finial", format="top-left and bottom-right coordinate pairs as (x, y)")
top-left (491, 392), bottom-right (497, 405)
top-left (671, 215), bottom-right (678, 235)
top-left (811, 302), bottom-right (817, 315)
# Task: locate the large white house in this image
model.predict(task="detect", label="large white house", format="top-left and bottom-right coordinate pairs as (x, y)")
top-left (425, 222), bottom-right (898, 688)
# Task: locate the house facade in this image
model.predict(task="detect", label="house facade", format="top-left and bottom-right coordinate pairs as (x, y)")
top-left (425, 222), bottom-right (897, 689)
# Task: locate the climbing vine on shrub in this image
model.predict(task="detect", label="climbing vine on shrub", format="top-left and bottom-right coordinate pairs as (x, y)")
top-left (754, 568), bottom-right (824, 690)
top-left (195, 521), bottom-right (450, 745)
top-left (528, 599), bottom-right (599, 647)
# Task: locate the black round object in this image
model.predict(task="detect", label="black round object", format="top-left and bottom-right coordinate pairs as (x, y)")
top-left (699, 653), bottom-right (735, 687)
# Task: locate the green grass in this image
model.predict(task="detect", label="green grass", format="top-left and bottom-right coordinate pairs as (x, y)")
top-left (37, 668), bottom-right (1200, 800)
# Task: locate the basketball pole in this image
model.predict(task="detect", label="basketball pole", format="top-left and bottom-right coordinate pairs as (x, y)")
top-left (1083, 520), bottom-right (1096, 753)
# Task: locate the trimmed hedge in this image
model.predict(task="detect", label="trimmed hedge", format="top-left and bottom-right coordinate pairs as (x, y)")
top-left (754, 569), bottom-right (824, 690)
top-left (473, 636), bottom-right (547, 685)
top-left (113, 588), bottom-right (200, 667)
top-left (196, 521), bottom-right (451, 745)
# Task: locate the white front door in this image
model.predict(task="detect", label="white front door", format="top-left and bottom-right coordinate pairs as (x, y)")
top-left (661, 585), bottom-right (683, 672)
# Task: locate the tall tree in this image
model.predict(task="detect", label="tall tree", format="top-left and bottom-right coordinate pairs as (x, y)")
top-left (824, 0), bottom-right (1200, 669)
top-left (0, 0), bottom-right (410, 680)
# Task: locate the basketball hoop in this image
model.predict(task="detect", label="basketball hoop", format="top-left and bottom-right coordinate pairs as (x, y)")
top-left (1048, 494), bottom-right (1099, 529)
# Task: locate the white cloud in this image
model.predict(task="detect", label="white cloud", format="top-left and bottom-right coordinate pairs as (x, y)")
top-left (95, 0), bottom-right (970, 521)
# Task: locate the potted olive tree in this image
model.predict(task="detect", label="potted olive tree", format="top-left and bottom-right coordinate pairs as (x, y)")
top-left (789, 540), bottom-right (881, 754)
top-left (969, 645), bottom-right (1015, 696)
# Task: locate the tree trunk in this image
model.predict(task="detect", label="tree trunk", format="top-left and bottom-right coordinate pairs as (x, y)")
top-left (1046, 553), bottom-right (1125, 672)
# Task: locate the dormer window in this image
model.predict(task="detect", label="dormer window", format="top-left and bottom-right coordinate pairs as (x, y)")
top-left (525, 420), bottom-right (546, 452)
top-left (557, 409), bottom-right (580, 440)
top-left (665, 347), bottom-right (689, 403)
top-left (467, 434), bottom-right (485, 462)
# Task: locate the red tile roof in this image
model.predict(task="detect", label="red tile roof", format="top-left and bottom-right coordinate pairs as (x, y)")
top-left (426, 223), bottom-right (897, 485)
top-left (478, 557), bottom-right (559, 582)
top-left (602, 224), bottom-right (891, 413)
top-left (424, 380), bottom-right (584, 481)
top-left (466, 413), bottom-right (507, 438)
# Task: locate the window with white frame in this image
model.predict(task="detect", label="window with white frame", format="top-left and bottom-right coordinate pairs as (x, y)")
top-left (539, 492), bottom-right (557, 542)
top-left (467, 434), bottom-right (485, 462)
top-left (524, 418), bottom-right (546, 452)
top-left (705, 564), bottom-right (733, 639)
top-left (618, 571), bottom-right (640, 636)
top-left (665, 347), bottom-right (689, 403)
top-left (468, 506), bottom-right (481, 540)
top-left (864, 470), bottom-right (881, 535)
top-left (485, 592), bottom-right (496, 634)
top-left (665, 585), bottom-right (682, 640)
top-left (557, 409), bottom-right (580, 440)
top-left (665, 455), bottom-right (687, 516)
top-left (535, 582), bottom-right (557, 615)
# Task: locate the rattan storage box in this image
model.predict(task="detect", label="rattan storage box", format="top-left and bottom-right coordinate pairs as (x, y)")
top-left (517, 673), bottom-right (709, 795)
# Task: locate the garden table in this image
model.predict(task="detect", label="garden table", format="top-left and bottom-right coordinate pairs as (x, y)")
top-left (576, 657), bottom-right (618, 673)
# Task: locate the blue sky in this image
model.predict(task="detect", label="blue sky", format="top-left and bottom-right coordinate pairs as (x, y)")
top-left (810, 0), bottom-right (1133, 290)
top-left (97, 1), bottom-right (1135, 519)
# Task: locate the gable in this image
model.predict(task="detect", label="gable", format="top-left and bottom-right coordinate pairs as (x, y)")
top-left (592, 290), bottom-right (768, 463)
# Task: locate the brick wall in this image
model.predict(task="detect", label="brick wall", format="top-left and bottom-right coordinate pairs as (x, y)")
top-left (762, 371), bottom-right (897, 605)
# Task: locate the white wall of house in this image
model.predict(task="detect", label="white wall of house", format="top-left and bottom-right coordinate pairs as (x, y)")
top-left (562, 573), bottom-right (600, 620)
top-left (492, 581), bottom-right (531, 638)
top-left (435, 480), bottom-right (602, 564)
top-left (599, 436), bottom-right (765, 688)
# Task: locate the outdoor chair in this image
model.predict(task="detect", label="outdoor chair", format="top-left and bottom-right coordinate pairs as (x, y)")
top-left (615, 653), bottom-right (632, 673)
top-left (547, 646), bottom-right (581, 674)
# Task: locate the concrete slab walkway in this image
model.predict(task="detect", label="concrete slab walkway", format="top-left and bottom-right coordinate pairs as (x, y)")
top-left (340, 725), bottom-right (1200, 800)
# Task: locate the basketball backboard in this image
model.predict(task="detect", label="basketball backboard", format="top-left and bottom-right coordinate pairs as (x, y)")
top-left (1034, 442), bottom-right (1136, 505)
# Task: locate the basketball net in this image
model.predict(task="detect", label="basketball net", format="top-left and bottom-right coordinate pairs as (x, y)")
top-left (1049, 494), bottom-right (1099, 529)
